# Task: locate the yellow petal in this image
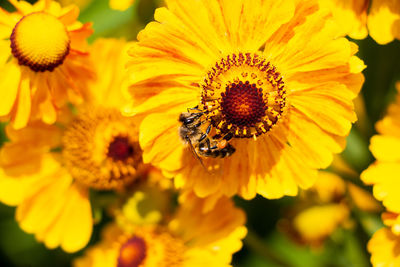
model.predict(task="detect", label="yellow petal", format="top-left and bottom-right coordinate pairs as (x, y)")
top-left (370, 135), bottom-right (400, 162)
top-left (12, 75), bottom-right (31, 129)
top-left (0, 63), bottom-right (21, 117)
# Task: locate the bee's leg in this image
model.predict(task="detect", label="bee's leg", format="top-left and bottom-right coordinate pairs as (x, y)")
top-left (223, 132), bottom-right (233, 141)
top-left (198, 124), bottom-right (212, 142)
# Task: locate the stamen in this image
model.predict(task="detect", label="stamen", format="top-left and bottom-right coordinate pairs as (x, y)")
top-left (200, 53), bottom-right (287, 138)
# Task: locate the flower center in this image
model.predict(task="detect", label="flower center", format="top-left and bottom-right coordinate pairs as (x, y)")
top-left (10, 12), bottom-right (70, 72)
top-left (117, 228), bottom-right (185, 267)
top-left (118, 236), bottom-right (147, 267)
top-left (201, 53), bottom-right (287, 138)
top-left (62, 108), bottom-right (143, 190)
top-left (220, 81), bottom-right (267, 127)
top-left (108, 136), bottom-right (135, 161)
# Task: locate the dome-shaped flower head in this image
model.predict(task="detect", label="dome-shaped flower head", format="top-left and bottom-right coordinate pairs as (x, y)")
top-left (124, 0), bottom-right (365, 200)
top-left (74, 194), bottom-right (247, 267)
top-left (0, 0), bottom-right (95, 129)
top-left (0, 39), bottom-right (147, 252)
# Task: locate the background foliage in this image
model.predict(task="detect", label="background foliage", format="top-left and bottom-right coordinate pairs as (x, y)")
top-left (0, 0), bottom-right (399, 266)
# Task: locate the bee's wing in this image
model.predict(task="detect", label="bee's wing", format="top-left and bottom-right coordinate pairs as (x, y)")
top-left (186, 137), bottom-right (209, 172)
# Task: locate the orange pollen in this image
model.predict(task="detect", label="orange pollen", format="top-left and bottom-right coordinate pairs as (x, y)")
top-left (201, 52), bottom-right (287, 138)
top-left (118, 236), bottom-right (147, 267)
top-left (217, 139), bottom-right (227, 149)
top-left (10, 12), bottom-right (70, 72)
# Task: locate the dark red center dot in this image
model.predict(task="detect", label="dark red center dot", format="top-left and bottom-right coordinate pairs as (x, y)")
top-left (118, 236), bottom-right (147, 267)
top-left (107, 136), bottom-right (134, 161)
top-left (220, 81), bottom-right (267, 128)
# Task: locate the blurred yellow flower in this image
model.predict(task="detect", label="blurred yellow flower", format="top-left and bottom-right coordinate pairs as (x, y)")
top-left (124, 0), bottom-right (364, 201)
top-left (318, 0), bottom-right (368, 39)
top-left (109, 0), bottom-right (135, 11)
top-left (279, 172), bottom-right (351, 246)
top-left (0, 0), bottom-right (95, 129)
top-left (74, 195), bottom-right (247, 267)
top-left (0, 39), bottom-right (146, 252)
top-left (368, 212), bottom-right (400, 267)
top-left (321, 0), bottom-right (400, 44)
top-left (361, 83), bottom-right (400, 214)
top-left (368, 0), bottom-right (400, 44)
top-left (368, 227), bottom-right (400, 267)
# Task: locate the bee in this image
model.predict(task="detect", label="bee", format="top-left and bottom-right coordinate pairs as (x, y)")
top-left (179, 107), bottom-right (235, 166)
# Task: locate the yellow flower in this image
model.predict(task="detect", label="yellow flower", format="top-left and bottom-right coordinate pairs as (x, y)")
top-left (109, 0), bottom-right (135, 11)
top-left (368, 212), bottom-right (400, 267)
top-left (0, 0), bottom-right (95, 129)
top-left (368, 0), bottom-right (400, 44)
top-left (124, 0), bottom-right (365, 200)
top-left (0, 39), bottom-right (146, 252)
top-left (320, 0), bottom-right (400, 44)
top-left (318, 0), bottom-right (368, 39)
top-left (361, 83), bottom-right (400, 214)
top-left (368, 227), bottom-right (400, 267)
top-left (73, 195), bottom-right (247, 267)
top-left (278, 172), bottom-right (351, 246)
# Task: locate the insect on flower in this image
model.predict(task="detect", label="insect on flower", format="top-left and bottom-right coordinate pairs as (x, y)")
top-left (179, 106), bottom-right (235, 167)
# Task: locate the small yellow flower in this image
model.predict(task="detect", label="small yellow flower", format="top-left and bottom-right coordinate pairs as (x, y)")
top-left (0, 39), bottom-right (145, 252)
top-left (361, 83), bottom-right (400, 214)
top-left (0, 0), bottom-right (95, 129)
top-left (124, 0), bottom-right (365, 200)
top-left (73, 195), bottom-right (247, 267)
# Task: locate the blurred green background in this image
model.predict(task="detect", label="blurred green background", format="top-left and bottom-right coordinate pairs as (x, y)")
top-left (0, 0), bottom-right (400, 266)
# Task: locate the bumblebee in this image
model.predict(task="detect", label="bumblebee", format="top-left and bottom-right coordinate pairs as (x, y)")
top-left (179, 107), bottom-right (235, 163)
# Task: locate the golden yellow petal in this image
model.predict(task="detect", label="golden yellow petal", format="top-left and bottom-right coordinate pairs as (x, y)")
top-left (370, 135), bottom-right (400, 162)
top-left (0, 63), bottom-right (21, 117)
top-left (368, 228), bottom-right (400, 267)
top-left (361, 162), bottom-right (400, 213)
top-left (290, 84), bottom-right (356, 136)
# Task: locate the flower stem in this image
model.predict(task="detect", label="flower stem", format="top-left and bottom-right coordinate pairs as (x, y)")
top-left (244, 230), bottom-right (291, 267)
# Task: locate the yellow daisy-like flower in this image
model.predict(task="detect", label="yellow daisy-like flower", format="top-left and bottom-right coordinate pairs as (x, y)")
top-left (0, 0), bottom-right (95, 129)
top-left (124, 0), bottom-right (365, 200)
top-left (318, 0), bottom-right (368, 39)
top-left (74, 195), bottom-right (247, 267)
top-left (0, 39), bottom-right (146, 252)
top-left (361, 83), bottom-right (400, 214)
